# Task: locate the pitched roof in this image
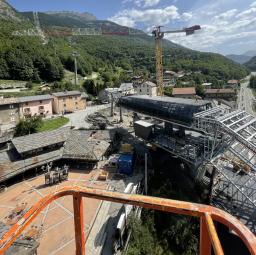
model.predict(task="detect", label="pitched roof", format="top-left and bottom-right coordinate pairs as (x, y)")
top-left (0, 98), bottom-right (18, 106)
top-left (227, 80), bottom-right (239, 84)
top-left (19, 95), bottom-right (52, 103)
top-left (142, 81), bottom-right (157, 87)
top-left (12, 127), bottom-right (70, 154)
top-left (172, 87), bottom-right (196, 95)
top-left (205, 89), bottom-right (236, 94)
top-left (52, 91), bottom-right (81, 97)
top-left (120, 83), bottom-right (133, 91)
top-left (62, 130), bottom-right (110, 161)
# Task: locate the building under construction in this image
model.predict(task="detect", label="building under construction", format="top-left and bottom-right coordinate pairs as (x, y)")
top-left (120, 95), bottom-right (256, 233)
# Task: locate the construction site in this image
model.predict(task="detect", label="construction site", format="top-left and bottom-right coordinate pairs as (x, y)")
top-left (0, 20), bottom-right (256, 255)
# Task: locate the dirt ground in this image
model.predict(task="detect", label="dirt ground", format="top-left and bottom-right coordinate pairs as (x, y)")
top-left (0, 169), bottom-right (108, 255)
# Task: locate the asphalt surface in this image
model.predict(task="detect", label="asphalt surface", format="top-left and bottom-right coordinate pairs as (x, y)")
top-left (237, 73), bottom-right (255, 116)
top-left (64, 104), bottom-right (110, 129)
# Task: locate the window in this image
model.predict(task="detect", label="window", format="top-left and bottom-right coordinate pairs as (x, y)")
top-left (39, 100), bottom-right (42, 104)
top-left (64, 104), bottom-right (66, 107)
top-left (9, 104), bottom-right (14, 109)
top-left (75, 102), bottom-right (78, 105)
top-left (69, 97), bottom-right (72, 99)
top-left (25, 102), bottom-right (28, 106)
top-left (10, 117), bottom-right (15, 122)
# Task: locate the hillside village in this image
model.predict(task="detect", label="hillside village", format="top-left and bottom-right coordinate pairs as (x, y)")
top-left (0, 1), bottom-right (256, 255)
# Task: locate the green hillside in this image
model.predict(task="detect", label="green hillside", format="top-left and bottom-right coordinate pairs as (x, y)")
top-left (0, 1), bottom-right (250, 88)
top-left (245, 56), bottom-right (256, 71)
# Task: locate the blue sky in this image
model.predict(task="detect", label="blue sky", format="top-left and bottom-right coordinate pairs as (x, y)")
top-left (7, 0), bottom-right (256, 55)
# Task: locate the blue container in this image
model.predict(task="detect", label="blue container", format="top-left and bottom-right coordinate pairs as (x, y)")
top-left (117, 154), bottom-right (134, 175)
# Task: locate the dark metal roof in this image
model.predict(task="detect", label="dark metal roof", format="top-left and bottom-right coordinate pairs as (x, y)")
top-left (120, 95), bottom-right (211, 124)
top-left (52, 91), bottom-right (81, 97)
top-left (12, 127), bottom-right (70, 154)
top-left (19, 94), bottom-right (52, 103)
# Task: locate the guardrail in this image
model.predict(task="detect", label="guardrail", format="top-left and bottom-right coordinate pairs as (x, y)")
top-left (0, 186), bottom-right (256, 255)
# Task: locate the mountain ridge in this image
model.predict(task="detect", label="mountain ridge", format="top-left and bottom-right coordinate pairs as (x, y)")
top-left (0, 1), bottom-right (249, 85)
top-left (244, 56), bottom-right (256, 71)
top-left (226, 54), bottom-right (251, 64)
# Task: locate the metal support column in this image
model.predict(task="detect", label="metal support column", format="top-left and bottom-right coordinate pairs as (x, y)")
top-left (73, 195), bottom-right (85, 255)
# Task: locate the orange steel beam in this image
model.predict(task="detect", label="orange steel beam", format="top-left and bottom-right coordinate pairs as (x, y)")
top-left (0, 186), bottom-right (256, 255)
top-left (200, 216), bottom-right (212, 255)
top-left (205, 213), bottom-right (224, 255)
top-left (73, 195), bottom-right (85, 255)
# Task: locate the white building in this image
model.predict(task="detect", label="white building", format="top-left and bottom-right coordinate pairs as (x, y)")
top-left (119, 83), bottom-right (135, 95)
top-left (136, 81), bottom-right (157, 96)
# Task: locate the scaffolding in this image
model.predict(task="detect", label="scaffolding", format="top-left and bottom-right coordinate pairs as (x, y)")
top-left (193, 107), bottom-right (256, 233)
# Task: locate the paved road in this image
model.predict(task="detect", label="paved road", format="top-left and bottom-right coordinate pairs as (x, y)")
top-left (237, 73), bottom-right (255, 116)
top-left (64, 104), bottom-right (110, 129)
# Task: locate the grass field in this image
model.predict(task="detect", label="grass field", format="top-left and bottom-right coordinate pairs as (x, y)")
top-left (37, 117), bottom-right (69, 132)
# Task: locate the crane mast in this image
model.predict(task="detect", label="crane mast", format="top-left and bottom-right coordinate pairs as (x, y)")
top-left (152, 25), bottom-right (201, 97)
top-left (153, 26), bottom-right (164, 96)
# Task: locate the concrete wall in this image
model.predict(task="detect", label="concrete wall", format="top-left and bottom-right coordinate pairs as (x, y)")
top-left (0, 104), bottom-right (19, 125)
top-left (136, 84), bottom-right (157, 96)
top-left (20, 99), bottom-right (53, 118)
top-left (52, 95), bottom-right (86, 114)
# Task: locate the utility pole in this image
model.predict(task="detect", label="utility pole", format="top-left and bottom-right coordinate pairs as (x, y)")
top-left (110, 93), bottom-right (114, 117)
top-left (72, 52), bottom-right (79, 86)
top-left (145, 153), bottom-right (148, 195)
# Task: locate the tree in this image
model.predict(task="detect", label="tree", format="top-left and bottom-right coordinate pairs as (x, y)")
top-left (0, 57), bottom-right (10, 79)
top-left (195, 84), bottom-right (205, 97)
top-left (14, 116), bottom-right (42, 137)
top-left (25, 81), bottom-right (33, 89)
top-left (164, 87), bottom-right (173, 97)
top-left (249, 75), bottom-right (256, 89)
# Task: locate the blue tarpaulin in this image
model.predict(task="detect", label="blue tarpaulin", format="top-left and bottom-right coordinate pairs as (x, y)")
top-left (117, 154), bottom-right (134, 175)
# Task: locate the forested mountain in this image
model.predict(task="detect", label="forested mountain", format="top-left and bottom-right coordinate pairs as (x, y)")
top-left (0, 0), bottom-right (250, 86)
top-left (0, 0), bottom-right (20, 21)
top-left (245, 56), bottom-right (256, 71)
top-left (226, 54), bottom-right (251, 64)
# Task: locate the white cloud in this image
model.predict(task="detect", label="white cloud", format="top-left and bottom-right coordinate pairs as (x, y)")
top-left (109, 5), bottom-right (191, 27)
top-left (111, 0), bottom-right (256, 54)
top-left (181, 12), bottom-right (192, 21)
top-left (168, 1), bottom-right (256, 54)
top-left (123, 0), bottom-right (161, 8)
top-left (214, 9), bottom-right (237, 19)
top-left (250, 1), bottom-right (256, 7)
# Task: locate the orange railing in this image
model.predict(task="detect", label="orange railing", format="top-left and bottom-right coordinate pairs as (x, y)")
top-left (0, 186), bottom-right (256, 255)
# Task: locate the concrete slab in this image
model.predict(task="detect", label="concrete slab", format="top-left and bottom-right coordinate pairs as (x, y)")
top-left (0, 169), bottom-right (108, 255)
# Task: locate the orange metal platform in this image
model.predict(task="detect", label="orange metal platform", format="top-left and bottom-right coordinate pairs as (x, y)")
top-left (0, 186), bottom-right (256, 255)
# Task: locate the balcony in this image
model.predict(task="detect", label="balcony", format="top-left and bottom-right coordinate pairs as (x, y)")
top-left (0, 187), bottom-right (256, 255)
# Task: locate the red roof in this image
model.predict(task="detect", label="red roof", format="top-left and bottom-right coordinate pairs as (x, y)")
top-left (172, 87), bottom-right (196, 95)
top-left (227, 80), bottom-right (239, 84)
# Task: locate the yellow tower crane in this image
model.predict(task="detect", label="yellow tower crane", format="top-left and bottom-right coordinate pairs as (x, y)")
top-left (152, 25), bottom-right (201, 96)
